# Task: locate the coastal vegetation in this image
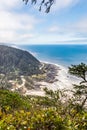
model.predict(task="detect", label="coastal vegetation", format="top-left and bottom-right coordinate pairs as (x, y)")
top-left (0, 84), bottom-right (87, 130)
top-left (0, 45), bottom-right (41, 76)
top-left (0, 45), bottom-right (87, 129)
top-left (0, 70), bottom-right (87, 130)
top-left (0, 45), bottom-right (59, 93)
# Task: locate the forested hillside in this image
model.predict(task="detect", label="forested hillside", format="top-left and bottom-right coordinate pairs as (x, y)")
top-left (0, 45), bottom-right (41, 75)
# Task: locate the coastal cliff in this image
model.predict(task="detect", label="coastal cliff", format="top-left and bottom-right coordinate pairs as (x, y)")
top-left (0, 45), bottom-right (79, 95)
top-left (0, 45), bottom-right (41, 75)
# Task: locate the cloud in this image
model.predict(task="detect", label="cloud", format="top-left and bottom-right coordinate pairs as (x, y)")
top-left (0, 0), bottom-right (21, 10)
top-left (52, 0), bottom-right (80, 11)
top-left (29, 0), bottom-right (80, 12)
top-left (75, 18), bottom-right (87, 33)
top-left (0, 0), bottom-right (86, 45)
top-left (48, 15), bottom-right (87, 34)
top-left (0, 0), bottom-right (39, 44)
top-left (0, 11), bottom-right (37, 43)
top-left (45, 15), bottom-right (87, 44)
top-left (48, 26), bottom-right (60, 32)
top-left (0, 11), bottom-right (37, 31)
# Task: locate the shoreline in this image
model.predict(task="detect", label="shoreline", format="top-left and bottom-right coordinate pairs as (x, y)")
top-left (25, 61), bottom-right (80, 96)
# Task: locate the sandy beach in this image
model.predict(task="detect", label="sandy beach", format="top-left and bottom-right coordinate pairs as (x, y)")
top-left (25, 62), bottom-right (80, 96)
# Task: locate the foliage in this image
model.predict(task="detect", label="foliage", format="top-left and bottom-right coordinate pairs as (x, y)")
top-left (69, 63), bottom-right (87, 109)
top-left (0, 63), bottom-right (87, 129)
top-left (23, 0), bottom-right (55, 13)
top-left (0, 90), bottom-right (30, 110)
top-left (0, 74), bottom-right (12, 89)
top-left (69, 62), bottom-right (87, 83)
top-left (0, 45), bottom-right (41, 76)
top-left (0, 89), bottom-right (87, 130)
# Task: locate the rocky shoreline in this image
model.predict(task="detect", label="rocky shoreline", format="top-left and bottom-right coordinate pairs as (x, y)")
top-left (41, 63), bottom-right (59, 83)
top-left (25, 62), bottom-right (80, 96)
top-left (0, 62), bottom-right (80, 96)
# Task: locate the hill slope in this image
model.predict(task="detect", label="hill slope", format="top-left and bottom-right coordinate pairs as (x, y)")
top-left (0, 45), bottom-right (41, 75)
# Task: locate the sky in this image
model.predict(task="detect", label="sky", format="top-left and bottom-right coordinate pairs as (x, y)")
top-left (0, 0), bottom-right (87, 45)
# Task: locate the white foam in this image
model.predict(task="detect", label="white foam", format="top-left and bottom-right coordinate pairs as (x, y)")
top-left (24, 62), bottom-right (80, 96)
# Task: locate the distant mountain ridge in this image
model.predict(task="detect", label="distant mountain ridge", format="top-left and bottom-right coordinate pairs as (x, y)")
top-left (0, 45), bottom-right (41, 75)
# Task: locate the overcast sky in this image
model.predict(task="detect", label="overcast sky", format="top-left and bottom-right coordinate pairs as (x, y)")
top-left (0, 0), bottom-right (87, 45)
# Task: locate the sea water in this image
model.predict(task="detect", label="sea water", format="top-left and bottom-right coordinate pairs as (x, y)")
top-left (19, 44), bottom-right (87, 67)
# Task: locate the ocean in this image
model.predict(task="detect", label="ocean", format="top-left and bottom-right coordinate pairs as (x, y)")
top-left (19, 44), bottom-right (87, 67)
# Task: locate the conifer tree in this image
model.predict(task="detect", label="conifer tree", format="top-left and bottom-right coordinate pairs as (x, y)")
top-left (69, 63), bottom-right (87, 109)
top-left (23, 0), bottom-right (55, 13)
